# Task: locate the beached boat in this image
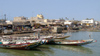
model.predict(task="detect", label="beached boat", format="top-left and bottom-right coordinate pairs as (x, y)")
top-left (52, 39), bottom-right (96, 46)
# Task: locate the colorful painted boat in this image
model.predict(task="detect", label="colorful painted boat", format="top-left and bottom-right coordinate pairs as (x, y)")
top-left (0, 40), bottom-right (42, 50)
top-left (0, 36), bottom-right (44, 50)
top-left (52, 39), bottom-right (96, 46)
top-left (0, 34), bottom-right (53, 50)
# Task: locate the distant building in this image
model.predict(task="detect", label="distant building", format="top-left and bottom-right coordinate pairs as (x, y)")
top-left (30, 14), bottom-right (45, 23)
top-left (13, 16), bottom-right (27, 22)
top-left (81, 19), bottom-right (95, 26)
top-left (95, 21), bottom-right (99, 25)
top-left (30, 17), bottom-right (44, 23)
top-left (44, 19), bottom-right (50, 23)
top-left (37, 14), bottom-right (44, 19)
top-left (13, 16), bottom-right (31, 26)
top-left (6, 20), bottom-right (13, 24)
top-left (64, 20), bottom-right (72, 25)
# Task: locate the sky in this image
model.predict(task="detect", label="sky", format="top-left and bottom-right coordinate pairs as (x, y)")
top-left (0, 0), bottom-right (100, 21)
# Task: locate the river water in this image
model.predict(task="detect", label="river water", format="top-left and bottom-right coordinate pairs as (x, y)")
top-left (0, 31), bottom-right (100, 56)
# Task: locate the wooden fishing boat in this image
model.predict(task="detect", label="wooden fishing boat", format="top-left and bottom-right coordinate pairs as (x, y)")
top-left (54, 35), bottom-right (70, 39)
top-left (0, 34), bottom-right (53, 50)
top-left (52, 39), bottom-right (96, 46)
top-left (52, 33), bottom-right (70, 39)
top-left (0, 36), bottom-right (44, 50)
top-left (0, 40), bottom-right (42, 50)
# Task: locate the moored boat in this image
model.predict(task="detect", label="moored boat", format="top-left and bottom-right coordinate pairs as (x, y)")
top-left (0, 40), bottom-right (42, 50)
top-left (53, 33), bottom-right (70, 39)
top-left (52, 39), bottom-right (96, 46)
top-left (54, 35), bottom-right (70, 39)
top-left (0, 36), bottom-right (44, 50)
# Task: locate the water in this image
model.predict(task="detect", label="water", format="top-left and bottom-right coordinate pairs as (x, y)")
top-left (0, 31), bottom-right (100, 56)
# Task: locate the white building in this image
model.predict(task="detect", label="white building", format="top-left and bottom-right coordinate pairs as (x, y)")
top-left (64, 20), bottom-right (72, 25)
top-left (6, 20), bottom-right (13, 24)
top-left (95, 21), bottom-right (99, 25)
top-left (81, 19), bottom-right (95, 26)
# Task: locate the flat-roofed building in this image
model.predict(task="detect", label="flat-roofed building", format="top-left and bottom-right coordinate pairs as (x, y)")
top-left (13, 16), bottom-right (27, 22)
top-left (81, 19), bottom-right (95, 26)
top-left (64, 20), bottom-right (72, 25)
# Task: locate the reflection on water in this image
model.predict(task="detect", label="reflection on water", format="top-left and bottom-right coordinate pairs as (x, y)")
top-left (0, 49), bottom-right (43, 56)
top-left (49, 45), bottom-right (93, 54)
top-left (0, 45), bottom-right (93, 56)
top-left (0, 45), bottom-right (54, 56)
top-left (0, 44), bottom-right (95, 56)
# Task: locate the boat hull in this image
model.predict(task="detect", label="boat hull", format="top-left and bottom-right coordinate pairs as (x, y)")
top-left (0, 41), bottom-right (41, 50)
top-left (54, 35), bottom-right (70, 39)
top-left (53, 39), bottom-right (94, 46)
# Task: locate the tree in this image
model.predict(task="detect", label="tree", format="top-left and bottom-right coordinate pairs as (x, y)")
top-left (73, 18), bottom-right (74, 20)
top-left (65, 17), bottom-right (69, 20)
top-left (86, 18), bottom-right (89, 20)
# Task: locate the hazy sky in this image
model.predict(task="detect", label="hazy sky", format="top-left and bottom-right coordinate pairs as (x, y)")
top-left (0, 0), bottom-right (100, 21)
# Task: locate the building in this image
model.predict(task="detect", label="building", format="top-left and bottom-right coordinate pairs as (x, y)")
top-left (81, 19), bottom-right (95, 26)
top-left (30, 17), bottom-right (44, 22)
top-left (44, 19), bottom-right (50, 23)
top-left (95, 21), bottom-right (99, 26)
top-left (64, 20), bottom-right (72, 25)
top-left (13, 16), bottom-right (31, 25)
top-left (13, 16), bottom-right (27, 22)
top-left (6, 20), bottom-right (13, 24)
top-left (37, 14), bottom-right (44, 19)
top-left (30, 14), bottom-right (45, 23)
